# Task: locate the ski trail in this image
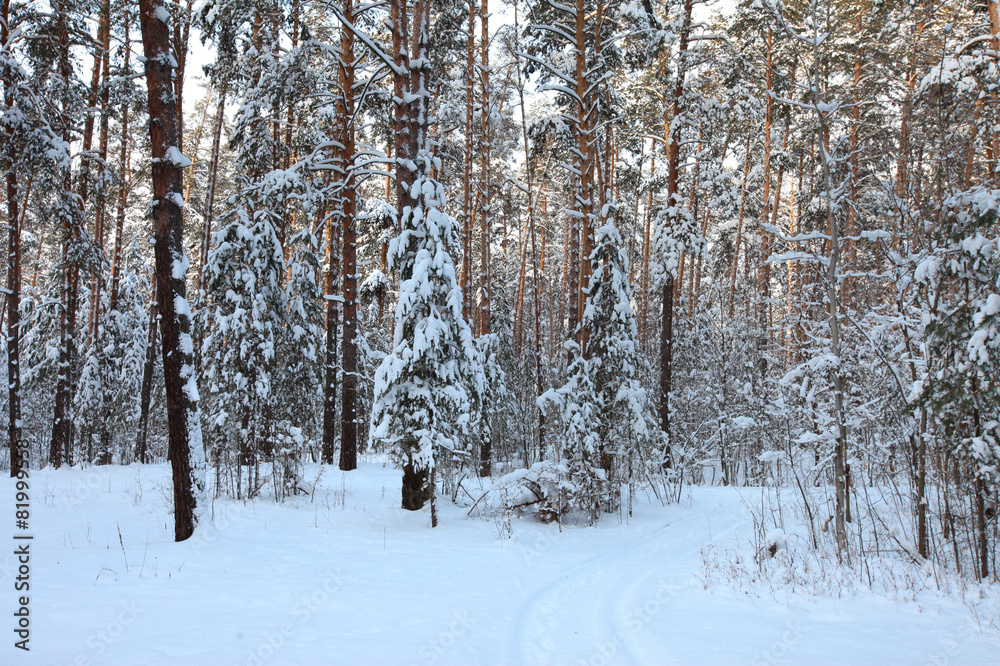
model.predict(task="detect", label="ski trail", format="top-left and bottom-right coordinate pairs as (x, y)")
top-left (510, 501), bottom-right (746, 665)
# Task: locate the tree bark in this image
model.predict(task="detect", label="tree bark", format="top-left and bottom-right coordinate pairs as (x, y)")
top-left (729, 134), bottom-right (753, 317)
top-left (809, 17), bottom-right (849, 558)
top-left (4, 0), bottom-right (23, 475)
top-left (756, 30), bottom-right (775, 377)
top-left (50, 0), bottom-right (79, 469)
top-left (89, 0), bottom-right (113, 346)
top-left (171, 0), bottom-right (195, 148)
top-left (138, 0), bottom-right (205, 541)
top-left (658, 0), bottom-right (693, 457)
top-left (461, 0), bottom-right (476, 324)
top-left (479, 0), bottom-right (492, 339)
top-left (639, 147), bottom-right (654, 342)
top-left (572, 0), bottom-right (593, 348)
top-left (321, 201), bottom-right (339, 465)
top-left (109, 16), bottom-right (132, 313)
top-left (197, 86), bottom-right (226, 299)
top-left (135, 291), bottom-right (157, 464)
top-left (339, 0), bottom-right (359, 472)
top-left (395, 0), bottom-right (435, 510)
top-left (514, 5), bottom-right (544, 454)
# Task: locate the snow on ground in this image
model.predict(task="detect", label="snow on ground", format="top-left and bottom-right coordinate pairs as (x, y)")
top-left (2, 462), bottom-right (998, 665)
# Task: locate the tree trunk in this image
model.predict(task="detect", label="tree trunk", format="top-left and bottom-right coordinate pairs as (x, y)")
top-left (135, 291), bottom-right (158, 464)
top-left (476, 0), bottom-right (492, 475)
top-left (513, 9), bottom-right (545, 459)
top-left (139, 0), bottom-right (206, 541)
top-left (339, 0), bottom-right (359, 472)
top-left (757, 30), bottom-right (775, 378)
top-left (658, 0), bottom-right (693, 455)
top-left (402, 452), bottom-right (431, 510)
top-left (182, 91), bottom-right (213, 206)
top-left (573, 0), bottom-right (593, 348)
top-left (171, 0), bottom-right (195, 149)
top-left (639, 147), bottom-right (654, 342)
top-left (197, 86), bottom-right (227, 299)
top-left (461, 0), bottom-right (476, 324)
top-left (810, 21), bottom-right (849, 559)
top-left (395, 0), bottom-right (435, 511)
top-left (729, 134), bottom-right (753, 317)
top-left (321, 201), bottom-right (340, 465)
top-left (976, 475), bottom-right (989, 578)
top-left (109, 16), bottom-right (132, 313)
top-left (4, 0), bottom-right (23, 475)
top-left (50, 0), bottom-right (80, 469)
top-left (479, 0), bottom-right (492, 340)
top-left (89, 0), bottom-right (112, 345)
top-left (567, 181), bottom-right (580, 337)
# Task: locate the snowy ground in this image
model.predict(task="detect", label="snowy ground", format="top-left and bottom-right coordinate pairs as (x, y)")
top-left (2, 462), bottom-right (999, 665)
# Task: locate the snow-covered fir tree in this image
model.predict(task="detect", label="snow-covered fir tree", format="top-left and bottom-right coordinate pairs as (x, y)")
top-left (540, 221), bottom-right (663, 521)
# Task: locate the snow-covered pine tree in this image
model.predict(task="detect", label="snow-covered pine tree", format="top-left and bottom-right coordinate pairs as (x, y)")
top-left (200, 191), bottom-right (320, 498)
top-left (520, 0), bottom-right (627, 340)
top-left (138, 0), bottom-right (208, 540)
top-left (372, 0), bottom-right (484, 522)
top-left (197, 0), bottom-right (328, 497)
top-left (539, 221), bottom-right (663, 521)
top-left (1, 0), bottom-right (50, 474)
top-left (914, 186), bottom-right (1000, 578)
top-left (73, 241), bottom-right (151, 464)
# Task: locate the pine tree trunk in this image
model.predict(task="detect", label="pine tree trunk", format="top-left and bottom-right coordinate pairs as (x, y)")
top-left (396, 0), bottom-right (435, 510)
top-left (729, 134), bottom-right (753, 317)
top-left (762, 105), bottom-right (793, 358)
top-left (976, 475), bottom-right (989, 578)
top-left (514, 206), bottom-right (529, 353)
top-left (658, 0), bottom-right (692, 455)
top-left (572, 0), bottom-right (592, 348)
top-left (322, 203), bottom-right (340, 465)
top-left (916, 409), bottom-right (928, 558)
top-left (197, 85), bottom-right (226, 299)
top-left (639, 147), bottom-right (654, 342)
top-left (135, 292), bottom-right (157, 464)
top-left (392, 0), bottom-right (415, 214)
top-left (461, 0), bottom-right (476, 324)
top-left (109, 18), bottom-right (132, 313)
top-left (4, 0), bottom-right (23, 475)
top-left (810, 23), bottom-right (849, 559)
top-left (988, 1), bottom-right (1000, 186)
top-left (94, 1), bottom-right (114, 464)
top-left (476, 0), bottom-right (492, 475)
top-left (139, 0), bottom-right (205, 541)
top-left (89, 0), bottom-right (112, 347)
top-left (392, 0), bottom-right (416, 504)
top-left (757, 30), bottom-right (774, 378)
top-left (567, 185), bottom-right (579, 337)
top-left (514, 16), bottom-right (545, 453)
top-left (171, 0), bottom-right (194, 149)
top-left (50, 1), bottom-right (79, 469)
top-left (845, 31), bottom-right (862, 308)
top-left (339, 0), bottom-right (359, 472)
top-left (402, 453), bottom-right (431, 510)
top-left (479, 0), bottom-right (491, 340)
top-left (182, 90), bottom-right (213, 206)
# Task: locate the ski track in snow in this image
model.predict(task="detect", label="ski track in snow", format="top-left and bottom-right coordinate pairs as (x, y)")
top-left (512, 512), bottom-right (694, 665)
top-left (1, 463), bottom-right (999, 666)
top-left (511, 503), bottom-right (745, 666)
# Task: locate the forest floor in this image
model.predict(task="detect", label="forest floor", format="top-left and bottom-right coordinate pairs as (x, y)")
top-left (1, 461), bottom-right (999, 665)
